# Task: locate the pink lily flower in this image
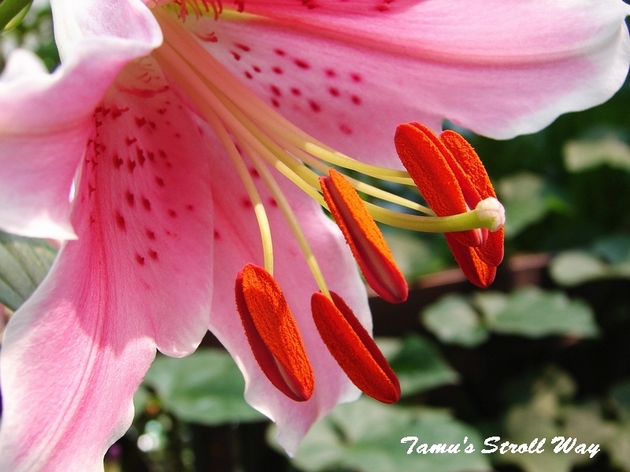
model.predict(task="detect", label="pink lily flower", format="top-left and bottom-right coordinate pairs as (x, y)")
top-left (0, 0), bottom-right (629, 470)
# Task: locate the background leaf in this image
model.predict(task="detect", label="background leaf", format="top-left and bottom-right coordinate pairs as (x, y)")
top-left (0, 231), bottom-right (56, 310)
top-left (143, 349), bottom-right (264, 425)
top-left (274, 397), bottom-right (490, 472)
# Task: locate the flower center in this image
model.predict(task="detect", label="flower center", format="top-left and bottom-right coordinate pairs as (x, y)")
top-left (149, 5), bottom-right (504, 402)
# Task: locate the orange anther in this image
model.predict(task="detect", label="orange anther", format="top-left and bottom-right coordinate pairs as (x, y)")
top-left (394, 123), bottom-right (504, 287)
top-left (235, 264), bottom-right (314, 401)
top-left (311, 292), bottom-right (401, 404)
top-left (320, 169), bottom-right (408, 303)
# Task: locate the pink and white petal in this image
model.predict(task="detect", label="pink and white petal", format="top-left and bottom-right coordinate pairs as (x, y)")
top-left (0, 248), bottom-right (157, 472)
top-left (0, 59), bottom-right (215, 472)
top-left (188, 0), bottom-right (629, 166)
top-left (78, 58), bottom-right (215, 354)
top-left (0, 6), bottom-right (160, 239)
top-left (203, 132), bottom-right (367, 455)
top-left (51, 0), bottom-right (161, 62)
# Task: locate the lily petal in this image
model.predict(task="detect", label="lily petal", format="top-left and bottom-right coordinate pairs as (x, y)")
top-left (191, 0), bottom-right (630, 165)
top-left (0, 1), bottom-right (161, 239)
top-left (0, 60), bottom-right (214, 470)
top-left (204, 139), bottom-right (368, 455)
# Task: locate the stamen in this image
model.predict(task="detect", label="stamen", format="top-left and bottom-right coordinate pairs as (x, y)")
top-left (235, 264), bottom-right (314, 402)
top-left (192, 85), bottom-right (275, 274)
top-left (311, 292), bottom-right (400, 404)
top-left (241, 144), bottom-right (332, 299)
top-left (445, 235), bottom-right (497, 288)
top-left (320, 169), bottom-right (408, 304)
top-left (439, 130), bottom-right (505, 268)
top-left (394, 122), bottom-right (485, 247)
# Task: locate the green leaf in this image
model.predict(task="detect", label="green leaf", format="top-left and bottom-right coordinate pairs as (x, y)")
top-left (476, 287), bottom-right (598, 339)
top-left (563, 135), bottom-right (630, 173)
top-left (0, 231), bottom-right (56, 310)
top-left (143, 349), bottom-right (264, 425)
top-left (0, 0), bottom-right (32, 32)
top-left (593, 234), bottom-right (630, 265)
top-left (495, 367), bottom-right (611, 472)
top-left (550, 235), bottom-right (630, 286)
top-left (275, 397), bottom-right (490, 472)
top-left (549, 251), bottom-right (609, 286)
top-left (421, 294), bottom-right (488, 347)
top-left (497, 173), bottom-right (552, 238)
top-left (380, 335), bottom-right (459, 397)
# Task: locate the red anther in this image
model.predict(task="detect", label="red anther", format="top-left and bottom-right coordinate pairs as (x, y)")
top-left (394, 123), bottom-right (504, 287)
top-left (320, 169), bottom-right (408, 303)
top-left (235, 264), bottom-right (314, 401)
top-left (311, 292), bottom-right (401, 404)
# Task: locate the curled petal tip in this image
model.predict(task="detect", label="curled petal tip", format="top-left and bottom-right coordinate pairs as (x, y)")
top-left (320, 169), bottom-right (408, 304)
top-left (311, 292), bottom-right (400, 404)
top-left (235, 264), bottom-right (314, 402)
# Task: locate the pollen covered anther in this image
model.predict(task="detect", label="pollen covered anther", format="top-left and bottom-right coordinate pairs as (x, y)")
top-left (320, 169), bottom-right (408, 304)
top-left (394, 122), bottom-right (505, 288)
top-left (311, 292), bottom-right (401, 404)
top-left (235, 264), bottom-right (314, 402)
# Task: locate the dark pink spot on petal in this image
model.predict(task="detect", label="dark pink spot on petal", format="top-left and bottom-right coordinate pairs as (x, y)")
top-left (186, 204), bottom-right (194, 211)
top-left (241, 197), bottom-right (252, 208)
top-left (329, 87), bottom-right (340, 97)
top-left (351, 95), bottom-right (362, 105)
top-left (148, 250), bottom-right (159, 260)
top-left (270, 85), bottom-right (281, 96)
top-left (113, 156), bottom-right (123, 169)
top-left (125, 137), bottom-right (137, 146)
top-left (115, 211), bottom-right (126, 231)
top-left (167, 209), bottom-right (177, 218)
top-left (271, 98), bottom-right (280, 108)
top-left (274, 49), bottom-right (286, 56)
top-left (340, 124), bottom-right (353, 135)
top-left (351, 73), bottom-right (362, 82)
top-left (272, 67), bottom-right (283, 74)
top-left (142, 197), bottom-right (152, 211)
top-left (253, 65), bottom-right (261, 73)
top-left (135, 117), bottom-right (147, 128)
top-left (155, 177), bottom-right (165, 187)
top-left (136, 148), bottom-right (146, 166)
top-left (146, 229), bottom-right (156, 240)
top-left (309, 100), bottom-right (321, 112)
top-left (290, 87), bottom-right (301, 96)
top-left (135, 254), bottom-right (145, 265)
top-left (269, 197), bottom-right (278, 207)
top-left (125, 191), bottom-right (135, 207)
top-left (294, 59), bottom-right (310, 69)
top-left (231, 51), bottom-right (242, 61)
top-left (127, 159), bottom-right (136, 173)
top-left (325, 69), bottom-right (336, 77)
top-left (235, 43), bottom-right (251, 51)
top-left (244, 71), bottom-right (253, 79)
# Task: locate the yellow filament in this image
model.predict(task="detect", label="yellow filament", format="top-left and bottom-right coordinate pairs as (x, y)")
top-left (153, 45), bottom-right (275, 274)
top-left (243, 145), bottom-right (332, 299)
top-left (154, 8), bottom-right (499, 269)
